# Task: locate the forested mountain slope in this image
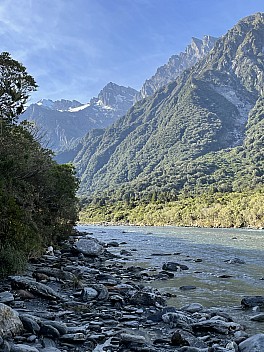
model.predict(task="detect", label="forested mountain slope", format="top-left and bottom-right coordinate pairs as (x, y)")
top-left (74, 13), bottom-right (263, 202)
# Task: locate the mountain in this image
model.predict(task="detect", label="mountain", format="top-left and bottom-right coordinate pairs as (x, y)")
top-left (72, 13), bottom-right (263, 201)
top-left (21, 83), bottom-right (138, 151)
top-left (135, 35), bottom-right (218, 101)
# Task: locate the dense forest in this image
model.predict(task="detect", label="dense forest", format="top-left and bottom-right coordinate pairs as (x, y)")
top-left (0, 52), bottom-right (79, 277)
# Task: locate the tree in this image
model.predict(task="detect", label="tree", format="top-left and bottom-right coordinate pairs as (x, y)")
top-left (0, 53), bottom-right (79, 277)
top-left (0, 52), bottom-right (37, 131)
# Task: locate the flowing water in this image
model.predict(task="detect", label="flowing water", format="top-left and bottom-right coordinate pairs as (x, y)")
top-left (76, 225), bottom-right (264, 332)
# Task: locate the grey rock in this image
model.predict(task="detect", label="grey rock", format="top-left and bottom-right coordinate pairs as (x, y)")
top-left (250, 313), bottom-right (264, 322)
top-left (0, 303), bottom-right (23, 337)
top-left (181, 303), bottom-right (204, 313)
top-left (192, 319), bottom-right (241, 334)
top-left (39, 324), bottom-right (60, 338)
top-left (180, 285), bottom-right (196, 291)
top-left (241, 296), bottom-right (264, 308)
top-left (10, 276), bottom-right (64, 301)
top-left (81, 287), bottom-right (98, 301)
top-left (41, 321), bottom-right (67, 335)
top-left (60, 333), bottom-right (86, 342)
top-left (10, 345), bottom-right (39, 352)
top-left (74, 238), bottom-right (104, 256)
top-left (20, 316), bottom-right (40, 334)
top-left (42, 348), bottom-right (62, 352)
top-left (162, 312), bottom-right (194, 329)
top-left (239, 333), bottom-right (264, 351)
top-left (129, 291), bottom-right (166, 307)
top-left (162, 262), bottom-right (189, 271)
top-left (0, 291), bottom-right (14, 303)
top-left (120, 333), bottom-right (146, 344)
top-left (33, 268), bottom-right (76, 281)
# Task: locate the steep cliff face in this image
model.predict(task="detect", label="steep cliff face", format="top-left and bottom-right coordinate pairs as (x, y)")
top-left (135, 35), bottom-right (218, 101)
top-left (21, 83), bottom-right (138, 151)
top-left (72, 13), bottom-right (263, 198)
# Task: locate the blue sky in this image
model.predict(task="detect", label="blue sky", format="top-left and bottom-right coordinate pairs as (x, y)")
top-left (0, 0), bottom-right (263, 104)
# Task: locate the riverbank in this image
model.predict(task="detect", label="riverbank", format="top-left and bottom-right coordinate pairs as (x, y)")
top-left (1, 230), bottom-right (264, 351)
top-left (80, 189), bottom-right (264, 229)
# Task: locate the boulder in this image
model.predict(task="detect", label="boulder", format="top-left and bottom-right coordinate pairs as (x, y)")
top-left (162, 262), bottom-right (189, 271)
top-left (241, 296), bottom-right (264, 309)
top-left (192, 319), bottom-right (241, 334)
top-left (181, 303), bottom-right (203, 313)
top-left (81, 287), bottom-right (98, 301)
top-left (129, 291), bottom-right (166, 307)
top-left (250, 314), bottom-right (264, 322)
top-left (239, 333), bottom-right (264, 351)
top-left (0, 291), bottom-right (14, 303)
top-left (74, 238), bottom-right (103, 256)
top-left (120, 333), bottom-right (146, 344)
top-left (10, 276), bottom-right (64, 301)
top-left (33, 268), bottom-right (76, 281)
top-left (0, 303), bottom-right (23, 337)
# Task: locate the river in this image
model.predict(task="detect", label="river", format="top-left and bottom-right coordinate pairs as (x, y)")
top-left (76, 224), bottom-right (264, 331)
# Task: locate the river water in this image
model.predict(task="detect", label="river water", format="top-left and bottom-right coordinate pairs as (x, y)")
top-left (77, 225), bottom-right (264, 331)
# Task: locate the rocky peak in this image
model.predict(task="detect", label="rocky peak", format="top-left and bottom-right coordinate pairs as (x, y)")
top-left (96, 82), bottom-right (138, 108)
top-left (36, 99), bottom-right (82, 111)
top-left (135, 35), bottom-right (218, 101)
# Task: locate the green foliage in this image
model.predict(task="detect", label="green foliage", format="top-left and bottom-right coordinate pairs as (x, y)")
top-left (80, 188), bottom-right (264, 229)
top-left (0, 52), bottom-right (79, 277)
top-left (0, 52), bottom-right (37, 126)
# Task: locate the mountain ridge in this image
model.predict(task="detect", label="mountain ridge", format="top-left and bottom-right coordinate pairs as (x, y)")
top-left (21, 82), bottom-right (138, 151)
top-left (73, 13), bottom-right (263, 200)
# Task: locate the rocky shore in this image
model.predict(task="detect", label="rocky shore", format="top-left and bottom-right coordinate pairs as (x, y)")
top-left (0, 231), bottom-right (264, 352)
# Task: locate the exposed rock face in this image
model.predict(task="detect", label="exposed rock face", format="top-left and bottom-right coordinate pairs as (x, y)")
top-left (20, 83), bottom-right (138, 151)
top-left (135, 35), bottom-right (218, 101)
top-left (0, 303), bottom-right (23, 337)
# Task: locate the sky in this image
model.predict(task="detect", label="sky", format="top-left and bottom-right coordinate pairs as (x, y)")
top-left (0, 0), bottom-right (263, 104)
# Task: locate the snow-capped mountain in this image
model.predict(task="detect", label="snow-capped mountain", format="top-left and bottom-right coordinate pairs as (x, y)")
top-left (21, 83), bottom-right (138, 151)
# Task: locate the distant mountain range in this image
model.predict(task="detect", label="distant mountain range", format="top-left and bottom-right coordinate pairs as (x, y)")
top-left (21, 35), bottom-right (217, 152)
top-left (64, 13), bottom-right (263, 200)
top-left (21, 83), bottom-right (138, 151)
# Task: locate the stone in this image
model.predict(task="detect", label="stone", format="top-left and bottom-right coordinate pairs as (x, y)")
top-left (10, 344), bottom-right (39, 352)
top-left (80, 287), bottom-right (98, 301)
top-left (181, 303), bottom-right (204, 313)
top-left (192, 319), bottom-right (241, 334)
top-left (120, 333), bottom-right (146, 344)
top-left (241, 296), bottom-right (264, 309)
top-left (225, 258), bottom-right (245, 264)
top-left (250, 313), bottom-right (264, 322)
top-left (0, 291), bottom-right (14, 303)
top-left (60, 333), bottom-right (86, 342)
top-left (162, 312), bottom-right (194, 328)
top-left (129, 291), bottom-right (166, 307)
top-left (0, 303), bottom-right (23, 337)
top-left (180, 285), bottom-right (196, 291)
top-left (162, 262), bottom-right (189, 271)
top-left (74, 238), bottom-right (103, 256)
top-left (239, 333), bottom-right (264, 351)
top-left (10, 276), bottom-right (64, 301)
top-left (33, 268), bottom-right (76, 281)
top-left (42, 348), bottom-right (62, 352)
top-left (42, 321), bottom-right (67, 335)
top-left (19, 316), bottom-right (40, 334)
top-left (39, 324), bottom-right (60, 338)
